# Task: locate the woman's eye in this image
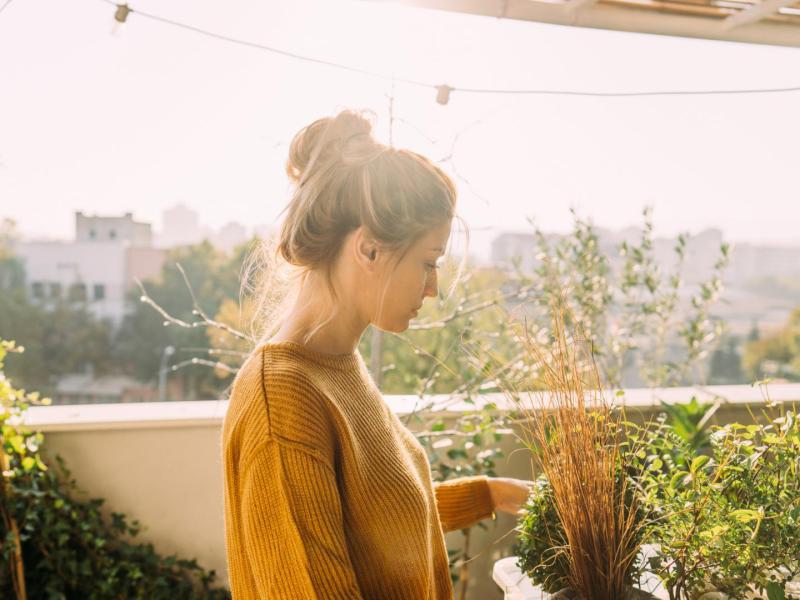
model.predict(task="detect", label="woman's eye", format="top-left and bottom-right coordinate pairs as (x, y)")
top-left (425, 257), bottom-right (443, 272)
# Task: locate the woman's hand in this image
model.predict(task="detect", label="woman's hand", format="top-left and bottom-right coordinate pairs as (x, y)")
top-left (487, 477), bottom-right (535, 517)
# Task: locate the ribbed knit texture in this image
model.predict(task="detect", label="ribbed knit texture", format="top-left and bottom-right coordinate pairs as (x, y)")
top-left (221, 341), bottom-right (496, 599)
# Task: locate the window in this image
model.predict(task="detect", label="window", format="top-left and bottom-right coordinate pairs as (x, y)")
top-left (89, 229), bottom-right (96, 239)
top-left (93, 284), bottom-right (105, 301)
top-left (31, 281), bottom-right (44, 299)
top-left (109, 229), bottom-right (117, 240)
top-left (50, 282), bottom-right (62, 299)
top-left (68, 282), bottom-right (87, 302)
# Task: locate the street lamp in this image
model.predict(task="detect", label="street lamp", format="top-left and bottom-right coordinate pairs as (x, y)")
top-left (158, 345), bottom-right (175, 401)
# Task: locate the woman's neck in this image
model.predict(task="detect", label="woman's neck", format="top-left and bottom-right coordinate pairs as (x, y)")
top-left (270, 283), bottom-right (368, 355)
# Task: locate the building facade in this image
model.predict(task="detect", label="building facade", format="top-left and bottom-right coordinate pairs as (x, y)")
top-left (13, 212), bottom-right (165, 327)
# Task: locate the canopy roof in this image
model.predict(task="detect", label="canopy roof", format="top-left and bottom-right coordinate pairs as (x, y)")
top-left (388, 0), bottom-right (800, 47)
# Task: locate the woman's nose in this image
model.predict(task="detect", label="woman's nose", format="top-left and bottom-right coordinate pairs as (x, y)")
top-left (423, 272), bottom-right (438, 298)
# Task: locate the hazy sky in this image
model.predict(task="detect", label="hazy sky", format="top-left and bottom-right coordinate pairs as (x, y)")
top-left (2, 0), bottom-right (799, 259)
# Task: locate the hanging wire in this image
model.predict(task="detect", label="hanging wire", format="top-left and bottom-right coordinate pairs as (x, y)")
top-left (0, 0), bottom-right (16, 15)
top-left (96, 0), bottom-right (432, 89)
top-left (92, 0), bottom-right (800, 100)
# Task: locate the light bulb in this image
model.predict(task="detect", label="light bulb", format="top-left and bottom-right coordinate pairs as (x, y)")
top-left (110, 4), bottom-right (130, 37)
top-left (436, 85), bottom-right (453, 105)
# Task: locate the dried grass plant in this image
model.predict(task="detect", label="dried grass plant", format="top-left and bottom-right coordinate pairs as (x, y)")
top-left (513, 298), bottom-right (647, 600)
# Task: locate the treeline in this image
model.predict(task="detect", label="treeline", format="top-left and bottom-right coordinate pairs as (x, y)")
top-left (0, 222), bottom-right (255, 400)
top-left (1, 213), bottom-right (797, 402)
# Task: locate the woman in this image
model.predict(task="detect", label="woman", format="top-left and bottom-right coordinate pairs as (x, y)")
top-left (222, 108), bottom-right (533, 599)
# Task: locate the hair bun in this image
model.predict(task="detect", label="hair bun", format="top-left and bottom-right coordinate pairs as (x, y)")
top-left (285, 109), bottom-right (376, 185)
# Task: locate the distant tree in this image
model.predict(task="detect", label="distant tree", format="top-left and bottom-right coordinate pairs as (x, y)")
top-left (0, 219), bottom-right (24, 290)
top-left (0, 220), bottom-right (116, 395)
top-left (0, 293), bottom-right (114, 397)
top-left (748, 320), bottom-right (760, 342)
top-left (742, 307), bottom-right (800, 381)
top-left (2, 302), bottom-right (115, 395)
top-left (708, 334), bottom-right (745, 384)
top-left (0, 218), bottom-right (19, 254)
top-left (114, 239), bottom-right (254, 399)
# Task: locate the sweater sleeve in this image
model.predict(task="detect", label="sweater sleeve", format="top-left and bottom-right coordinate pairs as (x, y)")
top-left (433, 475), bottom-right (496, 533)
top-left (238, 438), bottom-right (364, 599)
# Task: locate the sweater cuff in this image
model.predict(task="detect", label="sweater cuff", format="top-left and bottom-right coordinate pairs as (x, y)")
top-left (433, 475), bottom-right (495, 533)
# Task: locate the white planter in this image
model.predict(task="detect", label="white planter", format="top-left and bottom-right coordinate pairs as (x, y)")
top-left (493, 545), bottom-right (669, 600)
top-left (493, 556), bottom-right (548, 600)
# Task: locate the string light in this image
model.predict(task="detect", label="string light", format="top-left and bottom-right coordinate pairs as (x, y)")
top-left (436, 85), bottom-right (453, 106)
top-left (110, 2), bottom-right (129, 36)
top-left (101, 0), bottom-right (800, 103)
top-left (114, 3), bottom-right (129, 23)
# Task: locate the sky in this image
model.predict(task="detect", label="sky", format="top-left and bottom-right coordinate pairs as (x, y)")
top-left (1, 0), bottom-right (799, 260)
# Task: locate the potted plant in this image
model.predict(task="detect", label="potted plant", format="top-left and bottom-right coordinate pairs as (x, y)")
top-left (506, 303), bottom-right (800, 599)
top-left (509, 303), bottom-right (659, 600)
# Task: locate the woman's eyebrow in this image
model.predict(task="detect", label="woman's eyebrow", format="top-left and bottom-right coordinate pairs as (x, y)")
top-left (430, 246), bottom-right (443, 252)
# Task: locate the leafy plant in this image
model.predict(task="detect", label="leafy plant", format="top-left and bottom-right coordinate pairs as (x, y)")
top-left (645, 408), bottom-right (800, 599)
top-left (516, 206), bottom-right (730, 389)
top-left (658, 395), bottom-right (720, 454)
top-left (0, 339), bottom-right (230, 599)
top-left (515, 401), bottom-right (800, 600)
top-left (514, 475), bottom-right (572, 593)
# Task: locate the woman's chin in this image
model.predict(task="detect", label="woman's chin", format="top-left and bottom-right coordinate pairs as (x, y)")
top-left (374, 317), bottom-right (412, 334)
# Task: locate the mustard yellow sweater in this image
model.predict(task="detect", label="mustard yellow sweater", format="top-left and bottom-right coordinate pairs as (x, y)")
top-left (221, 341), bottom-right (496, 599)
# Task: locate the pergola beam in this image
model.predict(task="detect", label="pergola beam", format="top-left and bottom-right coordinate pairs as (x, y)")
top-left (563, 0), bottom-right (600, 16)
top-left (381, 0), bottom-right (800, 48)
top-left (721, 0), bottom-right (800, 31)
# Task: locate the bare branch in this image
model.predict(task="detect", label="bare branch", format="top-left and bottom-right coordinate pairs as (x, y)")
top-left (408, 283), bottom-right (535, 331)
top-left (170, 357), bottom-right (239, 374)
top-left (135, 265), bottom-right (254, 343)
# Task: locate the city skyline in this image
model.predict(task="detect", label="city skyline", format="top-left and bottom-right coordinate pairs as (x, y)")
top-left (9, 206), bottom-right (797, 358)
top-left (7, 204), bottom-right (273, 251)
top-left (7, 202), bottom-right (799, 257)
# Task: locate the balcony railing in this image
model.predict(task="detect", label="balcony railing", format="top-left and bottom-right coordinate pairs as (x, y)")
top-left (23, 383), bottom-right (800, 599)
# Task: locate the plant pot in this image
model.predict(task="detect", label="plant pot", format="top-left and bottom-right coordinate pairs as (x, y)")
top-left (493, 554), bottom-right (670, 600)
top-left (549, 586), bottom-right (659, 599)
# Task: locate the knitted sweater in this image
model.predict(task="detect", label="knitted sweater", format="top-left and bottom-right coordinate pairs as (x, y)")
top-left (221, 341), bottom-right (496, 599)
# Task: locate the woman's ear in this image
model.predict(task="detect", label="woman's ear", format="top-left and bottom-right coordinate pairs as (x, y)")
top-left (352, 226), bottom-right (379, 270)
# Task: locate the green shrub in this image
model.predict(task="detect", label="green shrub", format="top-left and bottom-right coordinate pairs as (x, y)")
top-left (514, 475), bottom-right (570, 593)
top-left (514, 404), bottom-right (800, 600)
top-left (0, 339), bottom-right (230, 599)
top-left (646, 409), bottom-right (800, 599)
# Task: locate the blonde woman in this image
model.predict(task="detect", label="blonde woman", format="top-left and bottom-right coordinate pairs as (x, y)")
top-left (221, 108), bottom-right (533, 599)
